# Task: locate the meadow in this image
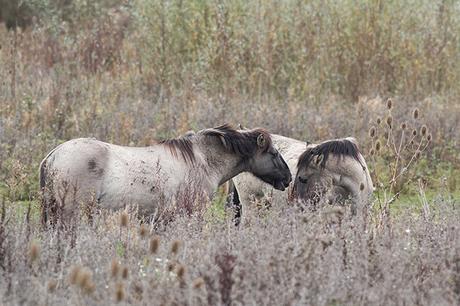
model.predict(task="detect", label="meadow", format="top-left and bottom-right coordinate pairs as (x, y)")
top-left (0, 0), bottom-right (459, 305)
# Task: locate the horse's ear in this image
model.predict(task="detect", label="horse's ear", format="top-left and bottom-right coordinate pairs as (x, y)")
top-left (238, 123), bottom-right (248, 130)
top-left (314, 154), bottom-right (324, 165)
top-left (257, 134), bottom-right (266, 148)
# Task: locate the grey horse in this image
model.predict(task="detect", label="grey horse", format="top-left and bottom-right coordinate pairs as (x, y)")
top-left (39, 124), bottom-right (291, 224)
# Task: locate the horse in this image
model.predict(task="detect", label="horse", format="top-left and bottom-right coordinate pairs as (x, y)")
top-left (39, 124), bottom-right (291, 225)
top-left (231, 135), bottom-right (373, 221)
top-left (292, 137), bottom-right (373, 213)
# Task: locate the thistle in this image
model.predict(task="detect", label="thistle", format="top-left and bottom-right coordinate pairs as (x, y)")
top-left (149, 236), bottom-right (160, 254)
top-left (192, 277), bottom-right (205, 289)
top-left (120, 211), bottom-right (129, 227)
top-left (111, 258), bottom-right (120, 279)
top-left (170, 240), bottom-right (181, 255)
top-left (29, 241), bottom-right (40, 263)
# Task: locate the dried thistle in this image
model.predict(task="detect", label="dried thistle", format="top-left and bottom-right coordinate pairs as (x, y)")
top-left (427, 133), bottom-right (432, 142)
top-left (413, 108), bottom-right (419, 120)
top-left (111, 258), bottom-right (120, 279)
top-left (131, 281), bottom-right (144, 300)
top-left (170, 240), bottom-right (181, 255)
top-left (149, 236), bottom-right (160, 254)
top-left (376, 117), bottom-right (382, 125)
top-left (375, 140), bottom-right (381, 152)
top-left (120, 211), bottom-right (129, 227)
top-left (121, 266), bottom-right (129, 279)
top-left (415, 151), bottom-right (421, 159)
top-left (369, 127), bottom-right (376, 138)
top-left (76, 268), bottom-right (92, 290)
top-left (115, 282), bottom-right (125, 302)
top-left (386, 116), bottom-right (393, 128)
top-left (167, 262), bottom-right (176, 272)
top-left (47, 279), bottom-right (58, 293)
top-left (69, 266), bottom-right (82, 285)
top-left (139, 224), bottom-right (148, 238)
top-left (370, 148), bottom-right (375, 156)
top-left (400, 122), bottom-right (407, 130)
top-left (192, 277), bottom-right (205, 289)
top-left (176, 264), bottom-right (186, 281)
top-left (29, 241), bottom-right (40, 262)
top-left (412, 129), bottom-right (417, 136)
top-left (386, 98), bottom-right (393, 110)
top-left (420, 125), bottom-right (427, 136)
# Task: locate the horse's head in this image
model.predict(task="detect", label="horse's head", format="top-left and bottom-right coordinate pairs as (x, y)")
top-left (293, 138), bottom-right (365, 201)
top-left (246, 132), bottom-right (292, 191)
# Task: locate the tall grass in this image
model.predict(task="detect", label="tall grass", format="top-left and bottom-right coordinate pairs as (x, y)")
top-left (0, 1), bottom-right (459, 206)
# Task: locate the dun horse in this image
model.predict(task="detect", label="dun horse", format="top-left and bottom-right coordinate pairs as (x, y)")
top-left (40, 124), bottom-right (291, 224)
top-left (232, 135), bottom-right (373, 219)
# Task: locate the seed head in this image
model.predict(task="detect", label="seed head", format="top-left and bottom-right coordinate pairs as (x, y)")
top-left (111, 259), bottom-right (120, 279)
top-left (375, 140), bottom-right (381, 152)
top-left (131, 281), bottom-right (144, 300)
top-left (167, 262), bottom-right (176, 272)
top-left (427, 133), bottom-right (432, 142)
top-left (376, 117), bottom-right (382, 125)
top-left (386, 116), bottom-right (393, 128)
top-left (115, 282), bottom-right (125, 302)
top-left (369, 148), bottom-right (375, 156)
top-left (149, 236), bottom-right (160, 254)
top-left (139, 224), bottom-right (148, 238)
top-left (410, 140), bottom-right (414, 145)
top-left (47, 279), bottom-right (58, 293)
top-left (69, 266), bottom-right (82, 285)
top-left (360, 183), bottom-right (365, 191)
top-left (171, 240), bottom-right (181, 255)
top-left (415, 150), bottom-right (421, 159)
top-left (386, 98), bottom-right (393, 110)
top-left (400, 122), bottom-right (407, 130)
top-left (412, 129), bottom-right (417, 136)
top-left (369, 127), bottom-right (376, 138)
top-left (29, 241), bottom-right (40, 262)
top-left (76, 268), bottom-right (92, 290)
top-left (121, 266), bottom-right (129, 279)
top-left (176, 264), bottom-right (186, 280)
top-left (192, 277), bottom-right (205, 289)
top-left (420, 125), bottom-right (427, 136)
top-left (120, 211), bottom-right (129, 227)
top-left (413, 108), bottom-right (419, 120)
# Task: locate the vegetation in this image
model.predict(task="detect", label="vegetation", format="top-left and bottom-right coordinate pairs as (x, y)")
top-left (0, 0), bottom-right (459, 305)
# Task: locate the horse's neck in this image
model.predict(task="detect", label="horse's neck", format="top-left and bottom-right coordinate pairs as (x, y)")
top-left (194, 137), bottom-right (247, 186)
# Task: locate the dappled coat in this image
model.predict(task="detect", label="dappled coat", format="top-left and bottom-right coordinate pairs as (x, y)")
top-left (39, 125), bottom-right (291, 224)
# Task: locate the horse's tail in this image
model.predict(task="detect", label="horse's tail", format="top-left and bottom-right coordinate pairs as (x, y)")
top-left (39, 143), bottom-right (62, 227)
top-left (39, 156), bottom-right (49, 227)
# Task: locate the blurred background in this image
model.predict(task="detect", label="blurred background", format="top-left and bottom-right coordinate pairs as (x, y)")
top-left (0, 0), bottom-right (459, 206)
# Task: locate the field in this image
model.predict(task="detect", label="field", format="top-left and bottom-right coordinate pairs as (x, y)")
top-left (0, 0), bottom-right (459, 305)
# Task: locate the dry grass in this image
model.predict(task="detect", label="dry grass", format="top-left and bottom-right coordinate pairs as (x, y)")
top-left (0, 1), bottom-right (459, 304)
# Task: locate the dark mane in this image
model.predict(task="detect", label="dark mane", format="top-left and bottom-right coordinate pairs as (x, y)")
top-left (297, 138), bottom-right (363, 169)
top-left (159, 136), bottom-right (195, 164)
top-left (201, 124), bottom-right (272, 158)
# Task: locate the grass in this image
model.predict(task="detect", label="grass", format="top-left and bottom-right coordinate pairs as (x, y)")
top-left (0, 0), bottom-right (459, 305)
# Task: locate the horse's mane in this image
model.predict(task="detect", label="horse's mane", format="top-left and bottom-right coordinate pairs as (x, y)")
top-left (160, 124), bottom-right (272, 164)
top-left (297, 138), bottom-right (363, 169)
top-left (159, 136), bottom-right (195, 164)
top-left (201, 124), bottom-right (272, 158)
